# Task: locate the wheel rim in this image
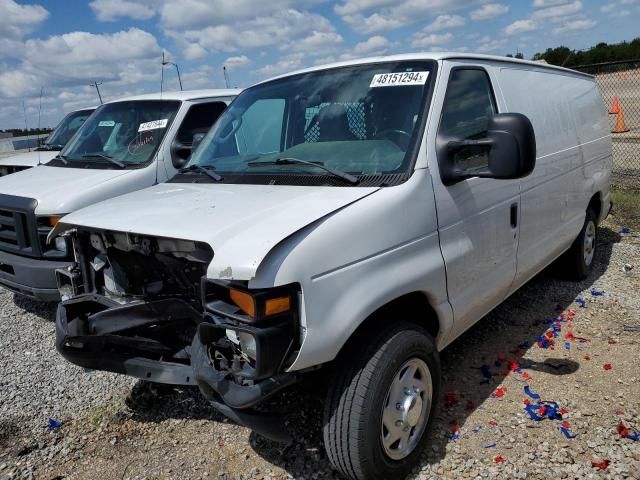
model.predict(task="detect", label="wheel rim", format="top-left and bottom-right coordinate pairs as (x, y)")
top-left (380, 358), bottom-right (432, 460)
top-left (583, 220), bottom-right (596, 266)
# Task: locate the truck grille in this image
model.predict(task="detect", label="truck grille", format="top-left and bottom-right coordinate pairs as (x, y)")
top-left (0, 195), bottom-right (39, 257)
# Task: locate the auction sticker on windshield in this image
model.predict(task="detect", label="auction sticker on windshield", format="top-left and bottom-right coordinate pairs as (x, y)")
top-left (370, 71), bottom-right (429, 87)
top-left (138, 119), bottom-right (168, 132)
top-left (98, 120), bottom-right (115, 127)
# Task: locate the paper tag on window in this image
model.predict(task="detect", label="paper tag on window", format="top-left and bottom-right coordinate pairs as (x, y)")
top-left (138, 118), bottom-right (168, 132)
top-left (98, 120), bottom-right (115, 127)
top-left (370, 71), bottom-right (429, 88)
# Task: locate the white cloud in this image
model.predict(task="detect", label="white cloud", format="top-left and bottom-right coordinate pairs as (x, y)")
top-left (183, 43), bottom-right (207, 60)
top-left (89, 0), bottom-right (156, 21)
top-left (0, 0), bottom-right (48, 39)
top-left (173, 9), bottom-right (340, 58)
top-left (353, 35), bottom-right (390, 54)
top-left (425, 14), bottom-right (465, 32)
top-left (532, 0), bottom-right (571, 6)
top-left (335, 0), bottom-right (478, 34)
top-left (223, 55), bottom-right (251, 69)
top-left (504, 19), bottom-right (538, 35)
top-left (258, 53), bottom-right (306, 78)
top-left (410, 32), bottom-right (453, 48)
top-left (476, 35), bottom-right (507, 53)
top-left (553, 18), bottom-right (596, 34)
top-left (470, 3), bottom-right (509, 20)
top-left (532, 0), bottom-right (583, 21)
top-left (600, 2), bottom-right (616, 12)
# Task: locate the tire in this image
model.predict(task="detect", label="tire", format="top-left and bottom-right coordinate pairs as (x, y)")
top-left (323, 323), bottom-right (440, 480)
top-left (560, 208), bottom-right (598, 280)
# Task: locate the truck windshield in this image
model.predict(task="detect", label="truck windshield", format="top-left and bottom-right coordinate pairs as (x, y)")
top-left (39, 109), bottom-right (95, 151)
top-left (186, 60), bottom-right (434, 186)
top-left (55, 100), bottom-right (180, 168)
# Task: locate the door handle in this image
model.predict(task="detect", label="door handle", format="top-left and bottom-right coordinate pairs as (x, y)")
top-left (510, 203), bottom-right (518, 228)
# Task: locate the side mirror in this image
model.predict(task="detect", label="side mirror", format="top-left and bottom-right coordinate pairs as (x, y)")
top-left (171, 132), bottom-right (206, 169)
top-left (437, 113), bottom-right (536, 185)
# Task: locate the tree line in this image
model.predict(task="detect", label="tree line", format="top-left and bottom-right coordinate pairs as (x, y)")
top-left (529, 37), bottom-right (640, 67)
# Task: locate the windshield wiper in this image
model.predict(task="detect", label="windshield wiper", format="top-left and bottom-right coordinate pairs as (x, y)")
top-left (81, 154), bottom-right (126, 168)
top-left (247, 157), bottom-right (359, 185)
top-left (179, 164), bottom-right (223, 182)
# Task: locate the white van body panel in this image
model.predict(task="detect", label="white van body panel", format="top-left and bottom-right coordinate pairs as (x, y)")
top-left (53, 182), bottom-right (381, 281)
top-left (0, 151), bottom-right (53, 168)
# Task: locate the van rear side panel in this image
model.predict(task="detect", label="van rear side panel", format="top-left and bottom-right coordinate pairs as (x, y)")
top-left (496, 67), bottom-right (611, 289)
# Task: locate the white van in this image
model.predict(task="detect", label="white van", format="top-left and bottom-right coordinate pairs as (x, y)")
top-left (0, 107), bottom-right (95, 177)
top-left (52, 54), bottom-right (611, 480)
top-left (0, 89), bottom-right (239, 300)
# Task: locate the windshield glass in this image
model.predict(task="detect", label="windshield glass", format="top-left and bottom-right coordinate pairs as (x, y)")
top-left (57, 100), bottom-right (180, 168)
top-left (186, 61), bottom-right (434, 186)
top-left (41, 109), bottom-right (94, 150)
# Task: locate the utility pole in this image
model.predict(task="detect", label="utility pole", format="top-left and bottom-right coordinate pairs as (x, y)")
top-left (22, 100), bottom-right (31, 151)
top-left (162, 52), bottom-right (183, 91)
top-left (223, 66), bottom-right (230, 88)
top-left (89, 81), bottom-right (103, 104)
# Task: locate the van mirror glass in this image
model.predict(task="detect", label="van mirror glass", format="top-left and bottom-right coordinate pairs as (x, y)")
top-left (438, 113), bottom-right (536, 184)
top-left (192, 132), bottom-right (206, 152)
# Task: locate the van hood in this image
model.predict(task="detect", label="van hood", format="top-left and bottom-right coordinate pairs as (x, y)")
top-left (0, 150), bottom-right (57, 167)
top-left (53, 182), bottom-right (380, 280)
top-left (0, 165), bottom-right (130, 213)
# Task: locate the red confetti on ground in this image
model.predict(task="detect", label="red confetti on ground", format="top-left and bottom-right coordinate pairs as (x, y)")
top-left (539, 405), bottom-right (547, 416)
top-left (217, 440), bottom-right (225, 448)
top-left (567, 309), bottom-right (576, 316)
top-left (617, 421), bottom-right (630, 438)
top-left (466, 400), bottom-right (474, 410)
top-left (521, 372), bottom-right (532, 381)
top-left (565, 332), bottom-right (576, 341)
top-left (450, 421), bottom-right (461, 434)
top-left (445, 390), bottom-right (459, 407)
top-left (562, 421), bottom-right (571, 429)
top-left (584, 355), bottom-right (591, 360)
top-left (493, 387), bottom-right (507, 398)
top-left (523, 398), bottom-right (531, 405)
top-left (489, 420), bottom-right (498, 426)
top-left (608, 339), bottom-right (617, 344)
top-left (616, 411), bottom-right (624, 416)
top-left (560, 408), bottom-right (569, 415)
top-left (494, 456), bottom-right (505, 464)
top-left (591, 459), bottom-right (610, 470)
top-left (497, 353), bottom-right (507, 362)
top-left (508, 361), bottom-right (520, 371)
top-left (603, 363), bottom-right (613, 370)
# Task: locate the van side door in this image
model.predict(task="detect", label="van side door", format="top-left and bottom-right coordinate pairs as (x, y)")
top-left (429, 63), bottom-right (520, 343)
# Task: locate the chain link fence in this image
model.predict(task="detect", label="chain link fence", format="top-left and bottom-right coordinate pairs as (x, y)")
top-left (572, 60), bottom-right (640, 184)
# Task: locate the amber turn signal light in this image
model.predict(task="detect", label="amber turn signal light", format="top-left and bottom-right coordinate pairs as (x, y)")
top-left (49, 216), bottom-right (61, 227)
top-left (230, 289), bottom-right (255, 318)
top-left (265, 296), bottom-right (291, 316)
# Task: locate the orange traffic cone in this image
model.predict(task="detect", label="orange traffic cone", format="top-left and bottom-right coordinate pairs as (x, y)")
top-left (611, 108), bottom-right (629, 133)
top-left (609, 96), bottom-right (620, 114)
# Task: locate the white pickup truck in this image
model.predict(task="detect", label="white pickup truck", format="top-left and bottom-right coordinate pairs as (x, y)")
top-left (52, 53), bottom-right (610, 480)
top-left (0, 107), bottom-right (95, 177)
top-left (0, 89), bottom-right (239, 300)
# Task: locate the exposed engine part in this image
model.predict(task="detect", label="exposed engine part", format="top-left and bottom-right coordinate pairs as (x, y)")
top-left (72, 229), bottom-right (213, 304)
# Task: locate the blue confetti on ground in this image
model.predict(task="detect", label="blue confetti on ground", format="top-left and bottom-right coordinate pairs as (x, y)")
top-left (47, 418), bottom-right (63, 431)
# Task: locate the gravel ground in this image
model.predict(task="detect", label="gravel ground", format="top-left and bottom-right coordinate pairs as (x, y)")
top-left (1, 216), bottom-right (639, 480)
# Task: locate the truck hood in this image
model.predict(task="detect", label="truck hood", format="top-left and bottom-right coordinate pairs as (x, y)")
top-left (0, 150), bottom-right (57, 167)
top-left (53, 182), bottom-right (380, 280)
top-left (0, 165), bottom-right (130, 213)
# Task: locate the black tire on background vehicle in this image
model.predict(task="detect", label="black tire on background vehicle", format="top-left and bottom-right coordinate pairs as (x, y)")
top-left (323, 322), bottom-right (440, 480)
top-left (560, 208), bottom-right (598, 281)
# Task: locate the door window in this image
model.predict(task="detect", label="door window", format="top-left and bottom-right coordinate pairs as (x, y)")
top-left (439, 68), bottom-right (497, 173)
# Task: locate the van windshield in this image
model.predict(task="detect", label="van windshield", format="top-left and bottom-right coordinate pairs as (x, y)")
top-left (185, 61), bottom-right (434, 186)
top-left (52, 100), bottom-right (180, 169)
top-left (38, 109), bottom-right (95, 151)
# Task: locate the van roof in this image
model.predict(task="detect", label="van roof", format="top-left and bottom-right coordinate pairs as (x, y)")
top-left (260, 52), bottom-right (591, 85)
top-left (107, 89), bottom-right (242, 103)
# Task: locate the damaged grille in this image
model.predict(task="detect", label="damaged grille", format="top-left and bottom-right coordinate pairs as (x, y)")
top-left (72, 228), bottom-right (213, 305)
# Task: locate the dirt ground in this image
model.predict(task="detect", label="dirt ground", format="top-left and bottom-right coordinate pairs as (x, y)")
top-left (2, 214), bottom-right (639, 480)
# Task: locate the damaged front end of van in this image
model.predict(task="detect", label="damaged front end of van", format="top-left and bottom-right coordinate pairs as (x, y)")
top-left (53, 225), bottom-right (303, 439)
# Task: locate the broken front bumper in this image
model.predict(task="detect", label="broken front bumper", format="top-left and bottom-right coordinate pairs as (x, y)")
top-left (56, 294), bottom-right (202, 385)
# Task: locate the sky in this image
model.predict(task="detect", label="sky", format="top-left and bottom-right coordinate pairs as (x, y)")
top-left (0, 0), bottom-right (638, 130)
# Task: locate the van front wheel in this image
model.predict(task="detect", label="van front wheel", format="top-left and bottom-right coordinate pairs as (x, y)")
top-left (323, 324), bottom-right (440, 480)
